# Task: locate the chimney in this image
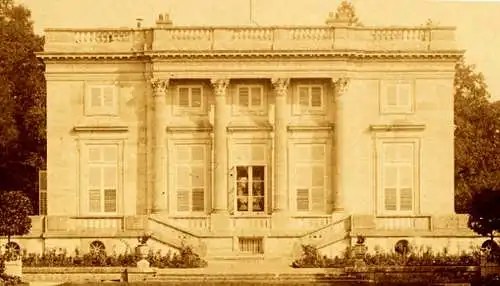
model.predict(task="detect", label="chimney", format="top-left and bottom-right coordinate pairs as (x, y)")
top-left (156, 13), bottom-right (173, 28)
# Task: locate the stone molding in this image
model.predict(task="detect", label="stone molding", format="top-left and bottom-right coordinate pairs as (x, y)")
top-left (150, 77), bottom-right (169, 96)
top-left (271, 78), bottom-right (290, 96)
top-left (210, 78), bottom-right (230, 96)
top-left (331, 77), bottom-right (350, 97)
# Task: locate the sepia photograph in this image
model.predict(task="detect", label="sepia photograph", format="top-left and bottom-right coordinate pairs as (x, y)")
top-left (1, 0), bottom-right (500, 284)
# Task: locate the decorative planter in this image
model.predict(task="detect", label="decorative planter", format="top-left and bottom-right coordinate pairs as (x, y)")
top-left (4, 258), bottom-right (23, 278)
top-left (352, 237), bottom-right (368, 270)
top-left (135, 244), bottom-right (149, 260)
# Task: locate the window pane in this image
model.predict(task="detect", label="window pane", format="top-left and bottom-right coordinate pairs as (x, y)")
top-left (102, 87), bottom-right (114, 107)
top-left (176, 166), bottom-right (191, 188)
top-left (90, 87), bottom-right (102, 107)
top-left (386, 84), bottom-right (398, 106)
top-left (104, 189), bottom-right (117, 212)
top-left (298, 87), bottom-right (309, 107)
top-left (237, 196), bottom-right (249, 211)
top-left (399, 165), bottom-right (413, 187)
top-left (176, 146), bottom-right (190, 162)
top-left (102, 145), bottom-right (117, 163)
top-left (236, 166), bottom-right (249, 180)
top-left (384, 166), bottom-right (398, 187)
top-left (311, 166), bottom-right (324, 187)
top-left (400, 188), bottom-right (413, 211)
top-left (176, 190), bottom-right (190, 212)
top-left (384, 188), bottom-right (397, 211)
top-left (294, 165), bottom-right (310, 187)
top-left (89, 190), bottom-right (101, 213)
top-left (311, 187), bottom-right (324, 212)
top-left (88, 146), bottom-right (101, 162)
top-left (311, 145), bottom-right (324, 161)
top-left (250, 87), bottom-right (262, 107)
top-left (294, 145), bottom-right (311, 163)
top-left (39, 171), bottom-right (47, 191)
top-left (252, 197), bottom-right (264, 212)
top-left (88, 166), bottom-right (101, 189)
top-left (384, 144), bottom-right (398, 163)
top-left (238, 87), bottom-right (249, 108)
top-left (39, 191), bottom-right (47, 215)
top-left (252, 166), bottom-right (265, 180)
top-left (191, 87), bottom-right (202, 108)
top-left (398, 144), bottom-right (414, 163)
top-left (103, 166), bottom-right (117, 189)
top-left (253, 181), bottom-right (264, 196)
top-left (296, 189), bottom-right (309, 211)
top-left (192, 188), bottom-right (205, 212)
top-left (178, 88), bottom-right (190, 107)
top-left (190, 146), bottom-right (204, 162)
top-left (311, 87), bottom-right (322, 107)
top-left (191, 166), bottom-right (205, 187)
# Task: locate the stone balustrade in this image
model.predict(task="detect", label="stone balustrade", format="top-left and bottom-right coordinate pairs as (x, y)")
top-left (42, 25), bottom-right (457, 54)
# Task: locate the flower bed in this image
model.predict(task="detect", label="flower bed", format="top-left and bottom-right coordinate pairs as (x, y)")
top-left (20, 245), bottom-right (207, 269)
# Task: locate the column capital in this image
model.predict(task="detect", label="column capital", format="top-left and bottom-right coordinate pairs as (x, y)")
top-left (331, 77), bottom-right (350, 97)
top-left (210, 78), bottom-right (230, 96)
top-left (271, 78), bottom-right (290, 96)
top-left (150, 77), bottom-right (170, 96)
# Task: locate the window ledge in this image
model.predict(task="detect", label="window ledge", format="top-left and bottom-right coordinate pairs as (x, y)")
top-left (73, 125), bottom-right (129, 133)
top-left (226, 120), bottom-right (273, 132)
top-left (287, 121), bottom-right (334, 132)
top-left (166, 118), bottom-right (212, 133)
top-left (369, 122), bottom-right (426, 132)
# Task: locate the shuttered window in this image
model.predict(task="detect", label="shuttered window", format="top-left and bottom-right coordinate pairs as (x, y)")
top-left (175, 145), bottom-right (207, 213)
top-left (294, 144), bottom-right (326, 213)
top-left (177, 86), bottom-right (203, 109)
top-left (381, 80), bottom-right (413, 114)
top-left (39, 170), bottom-right (47, 215)
top-left (382, 142), bottom-right (415, 213)
top-left (237, 85), bottom-right (264, 112)
top-left (86, 85), bottom-right (117, 115)
top-left (86, 144), bottom-right (119, 214)
top-left (297, 85), bottom-right (323, 112)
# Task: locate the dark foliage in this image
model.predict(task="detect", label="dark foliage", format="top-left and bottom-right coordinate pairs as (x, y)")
top-left (0, 191), bottom-right (32, 247)
top-left (468, 188), bottom-right (500, 240)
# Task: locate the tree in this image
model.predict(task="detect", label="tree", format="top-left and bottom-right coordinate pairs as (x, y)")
top-left (454, 59), bottom-right (500, 213)
top-left (0, 0), bottom-right (46, 213)
top-left (0, 191), bottom-right (32, 244)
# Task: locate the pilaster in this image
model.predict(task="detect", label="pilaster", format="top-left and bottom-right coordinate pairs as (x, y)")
top-left (150, 78), bottom-right (170, 214)
top-left (332, 77), bottom-right (350, 213)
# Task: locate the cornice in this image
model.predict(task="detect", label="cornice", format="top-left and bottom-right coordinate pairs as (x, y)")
top-left (38, 50), bottom-right (464, 62)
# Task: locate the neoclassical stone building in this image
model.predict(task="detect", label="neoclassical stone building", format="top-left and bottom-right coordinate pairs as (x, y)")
top-left (12, 2), bottom-right (482, 259)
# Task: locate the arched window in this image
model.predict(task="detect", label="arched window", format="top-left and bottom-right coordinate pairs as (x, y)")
top-left (89, 240), bottom-right (106, 254)
top-left (5, 242), bottom-right (21, 255)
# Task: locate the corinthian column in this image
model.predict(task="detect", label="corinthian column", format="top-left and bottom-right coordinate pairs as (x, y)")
top-left (332, 77), bottom-right (349, 212)
top-left (150, 78), bottom-right (170, 213)
top-left (210, 78), bottom-right (230, 214)
top-left (271, 78), bottom-right (290, 213)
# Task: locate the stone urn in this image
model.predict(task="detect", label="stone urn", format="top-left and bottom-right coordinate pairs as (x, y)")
top-left (135, 232), bottom-right (152, 271)
top-left (352, 235), bottom-right (368, 270)
top-left (136, 244), bottom-right (149, 260)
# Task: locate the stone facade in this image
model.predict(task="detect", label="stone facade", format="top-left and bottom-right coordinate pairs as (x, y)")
top-left (5, 3), bottom-right (483, 259)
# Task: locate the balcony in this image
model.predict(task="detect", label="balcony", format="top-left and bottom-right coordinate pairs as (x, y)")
top-left (42, 25), bottom-right (458, 55)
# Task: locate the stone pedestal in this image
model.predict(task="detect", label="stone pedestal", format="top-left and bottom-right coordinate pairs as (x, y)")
top-left (210, 212), bottom-right (230, 233)
top-left (4, 259), bottom-right (22, 278)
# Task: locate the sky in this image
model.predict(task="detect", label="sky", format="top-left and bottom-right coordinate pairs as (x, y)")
top-left (16, 0), bottom-right (500, 100)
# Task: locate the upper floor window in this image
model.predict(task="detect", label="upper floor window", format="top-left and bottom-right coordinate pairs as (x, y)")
top-left (380, 141), bottom-right (417, 214)
top-left (380, 80), bottom-right (414, 114)
top-left (85, 85), bottom-right (118, 116)
top-left (295, 85), bottom-right (324, 114)
top-left (236, 85), bottom-right (265, 113)
top-left (177, 86), bottom-right (203, 111)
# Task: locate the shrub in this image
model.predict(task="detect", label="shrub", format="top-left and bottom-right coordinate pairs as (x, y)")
top-left (21, 245), bottom-right (207, 268)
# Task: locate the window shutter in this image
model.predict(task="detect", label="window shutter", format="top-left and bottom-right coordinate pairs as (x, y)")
top-left (228, 186), bottom-right (235, 214)
top-left (238, 87), bottom-right (250, 108)
top-left (385, 84), bottom-right (398, 106)
top-left (191, 87), bottom-right (202, 108)
top-left (296, 189), bottom-right (310, 211)
top-left (90, 87), bottom-right (102, 107)
top-left (310, 87), bottom-right (322, 107)
top-left (384, 188), bottom-right (397, 211)
top-left (400, 188), bottom-right (413, 211)
top-left (176, 190), bottom-right (190, 212)
top-left (179, 88), bottom-right (190, 107)
top-left (192, 188), bottom-right (205, 212)
top-left (89, 190), bottom-right (101, 213)
top-left (250, 87), bottom-right (262, 107)
top-left (39, 170), bottom-right (47, 215)
top-left (88, 166), bottom-right (102, 190)
top-left (104, 189), bottom-right (117, 212)
top-left (311, 166), bottom-right (324, 212)
top-left (298, 87), bottom-right (309, 107)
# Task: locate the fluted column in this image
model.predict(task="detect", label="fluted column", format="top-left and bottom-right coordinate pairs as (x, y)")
top-left (210, 78), bottom-right (230, 214)
top-left (151, 78), bottom-right (170, 213)
top-left (271, 78), bottom-right (290, 213)
top-left (332, 77), bottom-right (350, 212)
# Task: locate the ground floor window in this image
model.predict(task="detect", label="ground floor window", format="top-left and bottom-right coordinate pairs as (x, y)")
top-left (235, 165), bottom-right (265, 213)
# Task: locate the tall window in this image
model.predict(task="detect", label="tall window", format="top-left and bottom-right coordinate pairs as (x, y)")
top-left (177, 86), bottom-right (203, 110)
top-left (236, 85), bottom-right (264, 112)
top-left (381, 142), bottom-right (415, 213)
top-left (86, 144), bottom-right (119, 214)
top-left (85, 85), bottom-right (117, 116)
top-left (175, 144), bottom-right (207, 213)
top-left (381, 80), bottom-right (413, 114)
top-left (296, 85), bottom-right (323, 113)
top-left (235, 166), bottom-right (265, 212)
top-left (294, 144), bottom-right (326, 212)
